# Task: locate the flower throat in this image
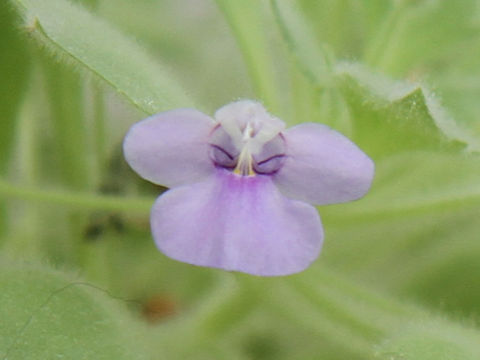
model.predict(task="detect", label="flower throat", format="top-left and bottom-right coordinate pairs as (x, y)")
top-left (233, 122), bottom-right (256, 176)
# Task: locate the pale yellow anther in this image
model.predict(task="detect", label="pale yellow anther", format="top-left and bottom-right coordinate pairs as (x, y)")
top-left (234, 125), bottom-right (255, 176)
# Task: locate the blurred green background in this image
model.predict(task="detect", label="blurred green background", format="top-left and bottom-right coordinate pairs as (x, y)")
top-left (1, 0), bottom-right (480, 359)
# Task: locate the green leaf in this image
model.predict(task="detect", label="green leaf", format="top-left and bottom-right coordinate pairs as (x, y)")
top-left (11, 0), bottom-right (195, 115)
top-left (335, 63), bottom-right (480, 157)
top-left (0, 258), bottom-right (148, 360)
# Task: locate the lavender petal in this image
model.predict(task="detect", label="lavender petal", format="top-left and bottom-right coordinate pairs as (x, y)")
top-left (151, 169), bottom-right (324, 276)
top-left (274, 123), bottom-right (374, 205)
top-left (123, 109), bottom-right (215, 187)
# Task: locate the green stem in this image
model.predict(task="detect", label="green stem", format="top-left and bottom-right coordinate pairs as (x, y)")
top-left (2, 81), bottom-right (42, 257)
top-left (289, 63), bottom-right (320, 126)
top-left (0, 178), bottom-right (152, 214)
top-left (43, 58), bottom-right (93, 265)
top-left (215, 0), bottom-right (280, 112)
top-left (44, 61), bottom-right (90, 190)
top-left (323, 194), bottom-right (480, 225)
top-left (92, 83), bottom-right (107, 184)
top-left (270, 0), bottom-right (333, 87)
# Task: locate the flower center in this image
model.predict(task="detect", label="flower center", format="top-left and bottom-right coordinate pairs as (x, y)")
top-left (209, 100), bottom-right (287, 176)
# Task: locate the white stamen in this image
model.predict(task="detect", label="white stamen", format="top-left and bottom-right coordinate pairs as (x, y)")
top-left (242, 121), bottom-right (254, 142)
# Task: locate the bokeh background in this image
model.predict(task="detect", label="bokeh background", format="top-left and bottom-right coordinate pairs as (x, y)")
top-left (1, 0), bottom-right (480, 359)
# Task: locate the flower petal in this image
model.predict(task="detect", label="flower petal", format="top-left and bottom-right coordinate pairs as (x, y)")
top-left (274, 123), bottom-right (374, 205)
top-left (151, 169), bottom-right (323, 276)
top-left (123, 109), bottom-right (215, 187)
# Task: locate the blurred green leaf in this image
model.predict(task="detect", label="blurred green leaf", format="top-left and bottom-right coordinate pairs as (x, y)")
top-left (326, 202), bottom-right (480, 316)
top-left (270, 0), bottom-right (332, 86)
top-left (11, 0), bottom-right (195, 115)
top-left (323, 151), bottom-right (480, 315)
top-left (254, 267), bottom-right (480, 360)
top-left (376, 320), bottom-right (480, 360)
top-left (298, 0), bottom-right (390, 59)
top-left (271, 0), bottom-right (479, 158)
top-left (0, 258), bottom-right (148, 360)
top-left (364, 0), bottom-right (479, 77)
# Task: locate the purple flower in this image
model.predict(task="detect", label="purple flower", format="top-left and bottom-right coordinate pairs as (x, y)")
top-left (123, 100), bottom-right (374, 276)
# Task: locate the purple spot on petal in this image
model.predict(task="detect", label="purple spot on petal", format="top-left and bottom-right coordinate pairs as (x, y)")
top-left (209, 144), bottom-right (237, 168)
top-left (254, 154), bottom-right (286, 174)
